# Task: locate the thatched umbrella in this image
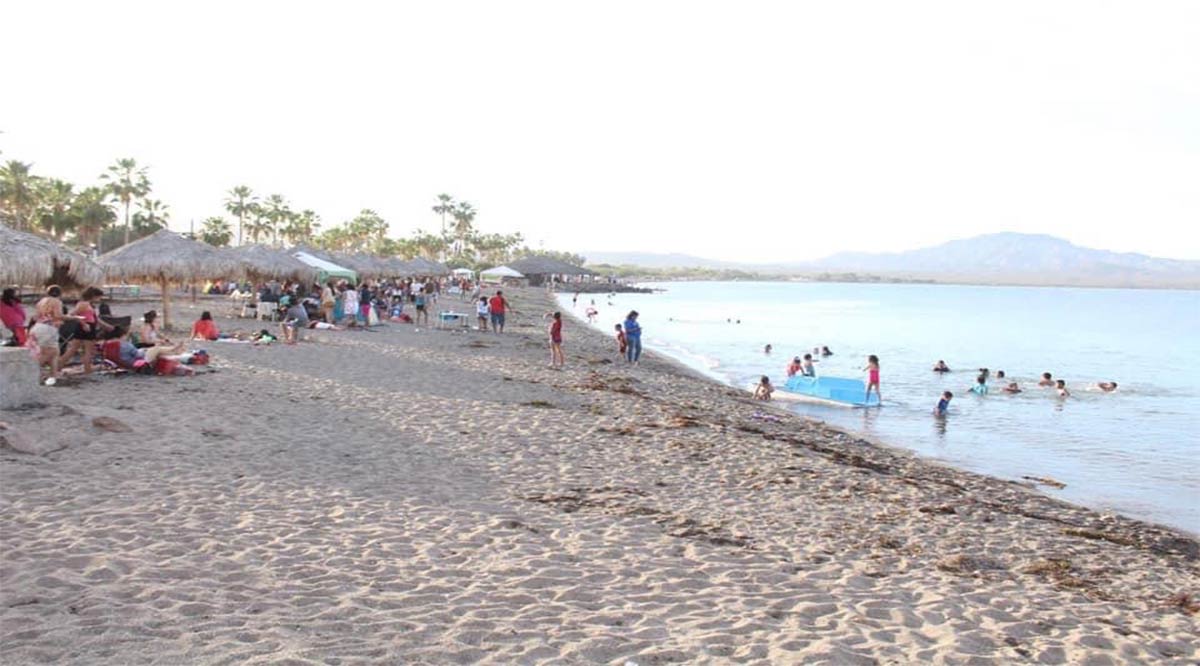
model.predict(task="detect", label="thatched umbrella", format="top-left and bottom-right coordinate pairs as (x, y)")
top-left (98, 230), bottom-right (237, 329)
top-left (407, 256), bottom-right (451, 275)
top-left (224, 244), bottom-right (317, 283)
top-left (0, 223), bottom-right (104, 289)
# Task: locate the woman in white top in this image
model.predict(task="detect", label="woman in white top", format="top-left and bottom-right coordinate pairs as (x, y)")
top-left (341, 285), bottom-right (359, 326)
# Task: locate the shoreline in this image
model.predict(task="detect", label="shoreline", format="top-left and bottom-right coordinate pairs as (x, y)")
top-left (554, 291), bottom-right (1198, 541)
top-left (2, 286), bottom-right (1197, 664)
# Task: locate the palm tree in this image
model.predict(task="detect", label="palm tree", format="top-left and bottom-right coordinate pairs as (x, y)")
top-left (245, 202), bottom-right (271, 244)
top-left (224, 185), bottom-right (256, 246)
top-left (72, 186), bottom-right (117, 251)
top-left (451, 201), bottom-right (477, 257)
top-left (261, 194), bottom-right (292, 246)
top-left (200, 216), bottom-right (233, 247)
top-left (132, 198), bottom-right (170, 233)
top-left (36, 179), bottom-right (76, 240)
top-left (0, 160), bottom-right (38, 231)
top-left (283, 209), bottom-right (319, 245)
top-left (100, 158), bottom-right (151, 246)
top-left (432, 193), bottom-right (455, 236)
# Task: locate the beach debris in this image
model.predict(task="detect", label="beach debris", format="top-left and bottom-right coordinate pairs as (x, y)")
top-left (876, 536), bottom-right (904, 549)
top-left (1022, 475), bottom-right (1067, 489)
top-left (1022, 558), bottom-right (1072, 576)
top-left (918, 505), bottom-right (957, 515)
top-left (1062, 527), bottom-right (1136, 547)
top-left (0, 422), bottom-right (69, 455)
top-left (936, 553), bottom-right (1004, 573)
top-left (1166, 592), bottom-right (1200, 615)
top-left (522, 400), bottom-right (556, 409)
top-left (91, 416), bottom-right (132, 433)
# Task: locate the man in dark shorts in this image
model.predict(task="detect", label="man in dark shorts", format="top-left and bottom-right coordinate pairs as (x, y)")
top-left (489, 290), bottom-right (509, 333)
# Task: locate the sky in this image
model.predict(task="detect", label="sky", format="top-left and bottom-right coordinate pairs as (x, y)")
top-left (4, 1), bottom-right (1199, 262)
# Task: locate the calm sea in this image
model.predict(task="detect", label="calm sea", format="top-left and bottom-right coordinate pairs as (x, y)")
top-left (558, 282), bottom-right (1200, 534)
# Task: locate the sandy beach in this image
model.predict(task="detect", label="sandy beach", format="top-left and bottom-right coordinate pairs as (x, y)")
top-left (1, 287), bottom-right (1196, 665)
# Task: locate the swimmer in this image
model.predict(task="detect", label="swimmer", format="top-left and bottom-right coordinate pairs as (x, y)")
top-left (1038, 372), bottom-right (1055, 387)
top-left (786, 356), bottom-right (802, 377)
top-left (1095, 381), bottom-right (1119, 392)
top-left (1055, 379), bottom-right (1070, 398)
top-left (934, 391), bottom-right (953, 415)
top-left (800, 353), bottom-right (817, 377)
top-left (933, 360), bottom-right (950, 373)
top-left (764, 344), bottom-right (772, 354)
top-left (996, 370), bottom-right (1006, 380)
top-left (978, 367), bottom-right (991, 382)
top-left (969, 374), bottom-right (989, 395)
top-left (1002, 381), bottom-right (1022, 394)
top-left (821, 346), bottom-right (833, 357)
top-left (753, 375), bottom-right (774, 401)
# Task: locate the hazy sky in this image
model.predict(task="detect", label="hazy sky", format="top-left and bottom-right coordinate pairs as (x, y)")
top-left (4, 1), bottom-right (1198, 262)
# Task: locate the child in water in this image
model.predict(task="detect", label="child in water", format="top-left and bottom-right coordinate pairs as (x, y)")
top-left (1003, 381), bottom-right (1022, 394)
top-left (863, 355), bottom-right (881, 404)
top-left (1038, 372), bottom-right (1055, 387)
top-left (934, 391), bottom-right (953, 415)
top-left (753, 375), bottom-right (774, 401)
top-left (1055, 379), bottom-right (1071, 398)
top-left (970, 374), bottom-right (989, 395)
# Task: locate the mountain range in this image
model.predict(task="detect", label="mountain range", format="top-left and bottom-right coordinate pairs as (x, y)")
top-left (583, 233), bottom-right (1200, 288)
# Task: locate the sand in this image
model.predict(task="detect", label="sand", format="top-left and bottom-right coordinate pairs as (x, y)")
top-left (1, 287), bottom-right (1197, 664)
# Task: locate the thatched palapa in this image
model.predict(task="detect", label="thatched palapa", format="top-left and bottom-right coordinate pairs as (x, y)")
top-left (0, 223), bottom-right (104, 290)
top-left (98, 230), bottom-right (237, 328)
top-left (224, 244), bottom-right (317, 283)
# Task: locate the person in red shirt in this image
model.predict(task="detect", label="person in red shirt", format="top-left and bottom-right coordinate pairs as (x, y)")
top-left (546, 311), bottom-right (564, 368)
top-left (614, 323), bottom-right (627, 356)
top-left (488, 290), bottom-right (509, 333)
top-left (190, 311), bottom-right (220, 341)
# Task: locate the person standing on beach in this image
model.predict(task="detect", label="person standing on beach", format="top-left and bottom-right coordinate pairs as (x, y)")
top-left (863, 354), bottom-right (881, 404)
top-left (623, 311), bottom-right (642, 365)
top-left (614, 323), bottom-right (627, 357)
top-left (547, 311), bottom-right (564, 369)
top-left (489, 290), bottom-right (510, 333)
top-left (320, 281), bottom-right (335, 323)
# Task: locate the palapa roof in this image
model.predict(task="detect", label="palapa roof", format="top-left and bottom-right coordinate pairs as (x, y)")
top-left (98, 229), bottom-right (238, 282)
top-left (405, 256), bottom-right (450, 275)
top-left (0, 223), bottom-right (104, 288)
top-left (224, 244), bottom-right (317, 282)
top-left (507, 256), bottom-right (594, 276)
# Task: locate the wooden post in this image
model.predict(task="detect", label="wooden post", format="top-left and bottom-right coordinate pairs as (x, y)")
top-left (161, 277), bottom-right (172, 330)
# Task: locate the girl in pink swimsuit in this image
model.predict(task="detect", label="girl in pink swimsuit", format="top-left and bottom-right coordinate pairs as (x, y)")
top-left (863, 354), bottom-right (881, 404)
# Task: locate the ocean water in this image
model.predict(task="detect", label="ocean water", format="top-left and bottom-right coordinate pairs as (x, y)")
top-left (558, 282), bottom-right (1200, 534)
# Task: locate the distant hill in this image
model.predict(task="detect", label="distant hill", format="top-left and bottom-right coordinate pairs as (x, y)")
top-left (585, 233), bottom-right (1200, 288)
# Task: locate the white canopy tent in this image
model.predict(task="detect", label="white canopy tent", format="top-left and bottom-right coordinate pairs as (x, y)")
top-left (480, 265), bottom-right (524, 282)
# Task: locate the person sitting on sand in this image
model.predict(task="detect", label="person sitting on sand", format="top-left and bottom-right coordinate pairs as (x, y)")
top-left (933, 360), bottom-right (950, 373)
top-left (800, 353), bottom-right (817, 377)
top-left (1002, 381), bottom-right (1022, 394)
top-left (786, 356), bottom-right (802, 377)
top-left (1095, 381), bottom-right (1119, 392)
top-left (0, 288), bottom-right (27, 347)
top-left (969, 374), bottom-right (989, 395)
top-left (1055, 379), bottom-right (1070, 398)
top-left (281, 300), bottom-right (309, 344)
top-left (1038, 372), bottom-right (1055, 387)
top-left (139, 310), bottom-right (171, 347)
top-left (753, 375), bottom-right (774, 401)
top-left (191, 311), bottom-right (220, 341)
top-left (934, 391), bottom-right (953, 415)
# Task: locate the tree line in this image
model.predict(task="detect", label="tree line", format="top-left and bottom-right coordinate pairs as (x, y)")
top-left (1, 155), bottom-right (586, 269)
